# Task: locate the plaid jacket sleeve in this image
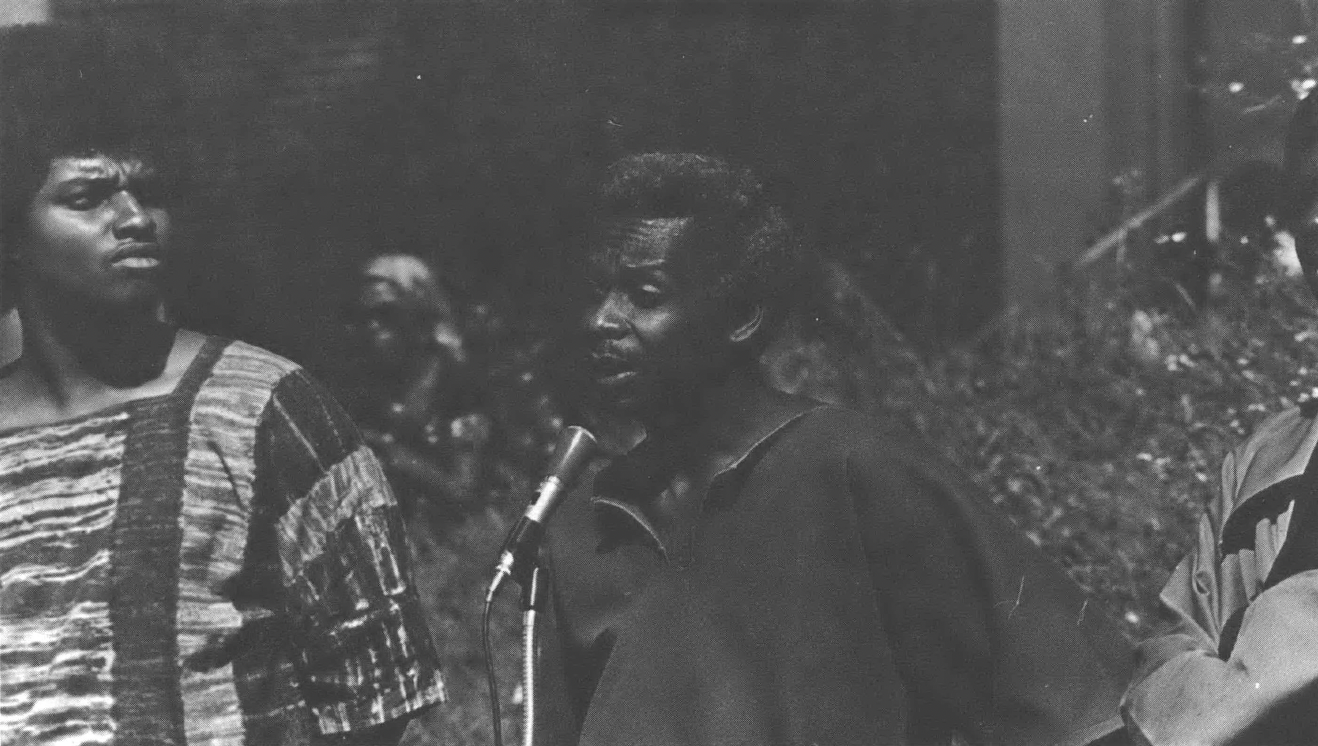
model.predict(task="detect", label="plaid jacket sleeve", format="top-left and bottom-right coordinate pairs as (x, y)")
top-left (254, 370), bottom-right (445, 735)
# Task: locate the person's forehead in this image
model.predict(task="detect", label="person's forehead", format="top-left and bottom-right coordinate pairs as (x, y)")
top-left (592, 217), bottom-right (698, 269)
top-left (43, 154), bottom-right (149, 185)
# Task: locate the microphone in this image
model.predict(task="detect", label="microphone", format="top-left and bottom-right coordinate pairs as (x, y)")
top-left (488, 426), bottom-right (598, 600)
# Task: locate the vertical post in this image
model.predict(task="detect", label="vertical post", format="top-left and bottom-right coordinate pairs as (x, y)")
top-left (998, 0), bottom-right (1107, 323)
top-left (0, 0), bottom-right (46, 366)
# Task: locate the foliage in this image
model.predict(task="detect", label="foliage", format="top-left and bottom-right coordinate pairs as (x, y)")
top-left (762, 252), bottom-right (1318, 634)
top-left (909, 263), bottom-right (1318, 637)
top-left (1215, 0), bottom-right (1318, 114)
top-left (400, 251), bottom-right (1318, 744)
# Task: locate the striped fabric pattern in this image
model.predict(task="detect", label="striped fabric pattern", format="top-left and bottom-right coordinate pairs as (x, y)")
top-left (0, 338), bottom-right (444, 745)
top-left (0, 410), bottom-right (129, 746)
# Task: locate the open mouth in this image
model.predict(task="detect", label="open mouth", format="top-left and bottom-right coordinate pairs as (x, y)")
top-left (590, 353), bottom-right (639, 386)
top-left (110, 243), bottom-right (163, 270)
top-left (114, 256), bottom-right (162, 270)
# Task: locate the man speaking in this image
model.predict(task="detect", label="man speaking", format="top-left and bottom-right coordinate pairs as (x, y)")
top-left (532, 153), bottom-right (1132, 746)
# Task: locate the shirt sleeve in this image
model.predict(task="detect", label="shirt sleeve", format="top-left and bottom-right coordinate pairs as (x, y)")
top-left (255, 370), bottom-right (446, 735)
top-left (849, 436), bottom-right (1133, 746)
top-left (1121, 448), bottom-right (1318, 745)
top-left (1122, 570), bottom-right (1318, 746)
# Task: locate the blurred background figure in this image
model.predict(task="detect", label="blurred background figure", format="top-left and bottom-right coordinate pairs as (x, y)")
top-left (338, 252), bottom-right (574, 742)
top-left (461, 284), bottom-right (565, 470)
top-left (346, 253), bottom-right (493, 531)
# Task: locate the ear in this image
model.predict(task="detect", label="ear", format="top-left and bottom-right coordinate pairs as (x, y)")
top-left (727, 303), bottom-right (765, 345)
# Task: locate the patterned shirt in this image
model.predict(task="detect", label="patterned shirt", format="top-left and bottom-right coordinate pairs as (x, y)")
top-left (0, 337), bottom-right (444, 745)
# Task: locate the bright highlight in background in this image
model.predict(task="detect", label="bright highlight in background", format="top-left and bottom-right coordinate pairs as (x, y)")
top-left (0, 0), bottom-right (48, 27)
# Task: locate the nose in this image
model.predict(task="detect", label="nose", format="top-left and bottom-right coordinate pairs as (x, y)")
top-left (110, 192), bottom-right (157, 240)
top-left (587, 291), bottom-right (627, 340)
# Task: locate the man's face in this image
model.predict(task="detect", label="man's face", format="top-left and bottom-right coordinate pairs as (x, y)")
top-left (583, 217), bottom-right (736, 419)
top-left (17, 155), bottom-right (171, 308)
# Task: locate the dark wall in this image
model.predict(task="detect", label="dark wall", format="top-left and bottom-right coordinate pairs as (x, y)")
top-left (39, 0), bottom-right (997, 375)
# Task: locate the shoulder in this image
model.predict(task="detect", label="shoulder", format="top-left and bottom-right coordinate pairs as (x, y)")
top-left (757, 404), bottom-right (965, 507)
top-left (191, 336), bottom-right (312, 428)
top-left (778, 407), bottom-right (1024, 554)
top-left (773, 405), bottom-right (944, 471)
top-left (1209, 406), bottom-right (1318, 554)
top-left (1226, 406), bottom-right (1318, 511)
top-left (1236, 406), bottom-right (1318, 464)
top-left (195, 336), bottom-right (360, 456)
top-left (201, 337), bottom-right (349, 421)
top-left (203, 338), bottom-right (305, 394)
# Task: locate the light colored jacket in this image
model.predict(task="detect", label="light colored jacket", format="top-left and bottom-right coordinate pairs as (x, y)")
top-left (1124, 406), bottom-right (1318, 745)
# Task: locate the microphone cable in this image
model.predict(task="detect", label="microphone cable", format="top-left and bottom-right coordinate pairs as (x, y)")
top-left (483, 585), bottom-right (506, 746)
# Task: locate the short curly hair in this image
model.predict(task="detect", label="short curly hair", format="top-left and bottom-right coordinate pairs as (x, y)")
top-left (595, 153), bottom-right (806, 325)
top-left (1, 23), bottom-right (175, 308)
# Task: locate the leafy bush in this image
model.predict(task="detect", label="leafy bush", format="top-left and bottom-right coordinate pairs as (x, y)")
top-left (909, 261), bottom-right (1318, 637)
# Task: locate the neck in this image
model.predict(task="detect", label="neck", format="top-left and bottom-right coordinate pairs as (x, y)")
top-left (18, 292), bottom-right (174, 405)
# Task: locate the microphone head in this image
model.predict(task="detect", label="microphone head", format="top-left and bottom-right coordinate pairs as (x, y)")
top-left (545, 426), bottom-right (598, 485)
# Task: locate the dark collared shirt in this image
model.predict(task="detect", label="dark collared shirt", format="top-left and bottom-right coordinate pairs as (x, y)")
top-left (535, 387), bottom-right (1131, 746)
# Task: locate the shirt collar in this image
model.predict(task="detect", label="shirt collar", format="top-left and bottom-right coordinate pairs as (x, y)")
top-left (589, 380), bottom-right (824, 551)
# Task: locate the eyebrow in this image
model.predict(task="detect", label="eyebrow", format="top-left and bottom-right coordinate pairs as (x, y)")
top-left (56, 176), bottom-right (120, 189)
top-left (587, 253), bottom-right (673, 277)
top-left (52, 169), bottom-right (162, 196)
top-left (615, 264), bottom-right (671, 280)
top-left (55, 157), bottom-right (156, 183)
top-left (617, 254), bottom-right (672, 269)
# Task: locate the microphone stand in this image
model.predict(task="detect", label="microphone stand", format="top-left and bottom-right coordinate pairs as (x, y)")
top-left (485, 425), bottom-right (596, 746)
top-left (518, 564), bottom-right (547, 746)
top-left (485, 550), bottom-right (547, 746)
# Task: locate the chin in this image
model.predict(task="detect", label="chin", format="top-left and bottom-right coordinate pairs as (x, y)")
top-left (596, 392), bottom-right (643, 418)
top-left (97, 286), bottom-right (166, 313)
top-left (591, 383), bottom-right (652, 421)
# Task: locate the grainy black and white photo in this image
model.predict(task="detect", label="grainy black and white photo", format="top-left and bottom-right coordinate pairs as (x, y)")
top-left (3, 1), bottom-right (1318, 745)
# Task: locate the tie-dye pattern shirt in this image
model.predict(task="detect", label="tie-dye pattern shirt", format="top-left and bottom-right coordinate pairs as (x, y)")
top-left (0, 337), bottom-right (444, 745)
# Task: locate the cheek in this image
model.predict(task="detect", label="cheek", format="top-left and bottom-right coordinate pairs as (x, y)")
top-left (20, 214), bottom-right (99, 273)
top-left (638, 309), bottom-right (722, 366)
top-left (152, 210), bottom-right (173, 243)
